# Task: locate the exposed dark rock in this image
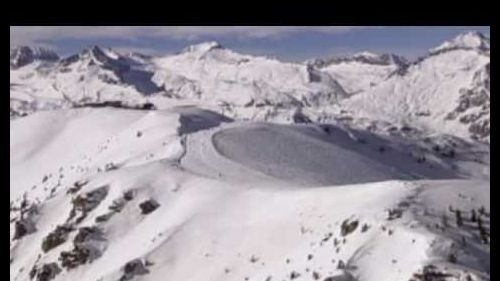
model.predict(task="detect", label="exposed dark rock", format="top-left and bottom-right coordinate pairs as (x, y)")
top-left (410, 265), bottom-right (453, 281)
top-left (119, 259), bottom-right (150, 281)
top-left (108, 198), bottom-right (126, 213)
top-left (123, 190), bottom-right (135, 201)
top-left (10, 46), bottom-right (59, 69)
top-left (73, 226), bottom-right (104, 245)
top-left (290, 271), bottom-right (301, 279)
top-left (340, 219), bottom-right (359, 236)
top-left (139, 199), bottom-right (160, 215)
top-left (41, 224), bottom-right (74, 253)
top-left (30, 263), bottom-right (61, 281)
top-left (68, 185), bottom-right (109, 224)
top-left (95, 213), bottom-right (113, 223)
top-left (59, 226), bottom-right (106, 270)
top-left (13, 219), bottom-right (36, 240)
top-left (104, 163), bottom-right (119, 171)
top-left (66, 180), bottom-right (89, 195)
top-left (387, 208), bottom-right (403, 220)
top-left (361, 223), bottom-right (370, 232)
top-left (249, 255), bottom-right (259, 263)
top-left (73, 101), bottom-right (157, 111)
top-left (455, 210), bottom-right (463, 227)
top-left (59, 246), bottom-right (91, 270)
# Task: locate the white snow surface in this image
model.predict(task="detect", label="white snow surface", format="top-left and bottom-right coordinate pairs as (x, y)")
top-left (10, 106), bottom-right (490, 281)
top-left (10, 31), bottom-right (490, 281)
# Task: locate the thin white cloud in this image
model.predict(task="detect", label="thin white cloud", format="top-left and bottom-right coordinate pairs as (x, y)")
top-left (111, 46), bottom-right (164, 56)
top-left (10, 26), bottom-right (375, 46)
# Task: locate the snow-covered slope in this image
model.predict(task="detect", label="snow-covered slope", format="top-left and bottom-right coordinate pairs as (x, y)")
top-left (10, 107), bottom-right (490, 281)
top-left (430, 31), bottom-right (490, 54)
top-left (151, 42), bottom-right (346, 117)
top-left (341, 33), bottom-right (490, 142)
top-left (10, 46), bottom-right (160, 117)
top-left (10, 31), bottom-right (490, 281)
top-left (309, 52), bottom-right (407, 95)
top-left (10, 46), bottom-right (59, 69)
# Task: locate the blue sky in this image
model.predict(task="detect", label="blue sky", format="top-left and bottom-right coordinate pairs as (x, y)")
top-left (10, 26), bottom-right (490, 62)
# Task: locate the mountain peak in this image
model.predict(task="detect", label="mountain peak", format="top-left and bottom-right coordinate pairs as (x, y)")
top-left (10, 46), bottom-right (59, 68)
top-left (82, 45), bottom-right (121, 61)
top-left (182, 41), bottom-right (223, 54)
top-left (430, 31), bottom-right (490, 54)
top-left (312, 51), bottom-right (407, 68)
top-left (352, 51), bottom-right (380, 59)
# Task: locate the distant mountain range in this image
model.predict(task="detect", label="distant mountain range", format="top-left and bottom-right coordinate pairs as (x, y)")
top-left (10, 31), bottom-right (490, 142)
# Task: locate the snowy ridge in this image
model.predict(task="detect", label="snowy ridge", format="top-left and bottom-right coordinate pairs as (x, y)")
top-left (10, 46), bottom-right (59, 69)
top-left (430, 32), bottom-right (490, 54)
top-left (310, 51), bottom-right (407, 95)
top-left (10, 32), bottom-right (490, 143)
top-left (342, 42), bottom-right (490, 142)
top-left (152, 42), bottom-right (346, 107)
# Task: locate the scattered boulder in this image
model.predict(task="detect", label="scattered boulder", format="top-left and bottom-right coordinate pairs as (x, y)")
top-left (108, 198), bottom-right (126, 213)
top-left (139, 199), bottom-right (160, 215)
top-left (340, 219), bottom-right (358, 236)
top-left (324, 274), bottom-right (355, 281)
top-left (119, 259), bottom-right (150, 281)
top-left (59, 246), bottom-right (91, 270)
top-left (41, 224), bottom-right (74, 253)
top-left (250, 255), bottom-right (259, 263)
top-left (30, 263), bottom-right (61, 281)
top-left (448, 253), bottom-right (457, 263)
top-left (123, 190), bottom-right (135, 201)
top-left (290, 271), bottom-right (301, 279)
top-left (95, 191), bottom-right (135, 223)
top-left (387, 208), bottom-right (403, 220)
top-left (361, 223), bottom-right (370, 232)
top-left (455, 210), bottom-right (463, 227)
top-left (105, 163), bottom-right (119, 171)
top-left (95, 213), bottom-right (113, 223)
top-left (321, 232), bottom-right (333, 243)
top-left (410, 265), bottom-right (453, 281)
top-left (66, 180), bottom-right (88, 195)
top-left (68, 185), bottom-right (109, 224)
top-left (13, 219), bottom-right (36, 240)
top-left (73, 226), bottom-right (104, 245)
top-left (59, 226), bottom-right (106, 270)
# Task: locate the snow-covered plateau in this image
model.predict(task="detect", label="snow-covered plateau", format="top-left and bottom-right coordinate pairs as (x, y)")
top-left (10, 31), bottom-right (489, 281)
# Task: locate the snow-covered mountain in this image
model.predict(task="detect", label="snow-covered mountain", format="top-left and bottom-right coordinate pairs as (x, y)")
top-left (10, 32), bottom-right (490, 143)
top-left (340, 32), bottom-right (490, 142)
top-left (10, 46), bottom-right (160, 117)
top-left (429, 31), bottom-right (490, 54)
top-left (307, 51), bottom-right (407, 95)
top-left (150, 41), bottom-right (347, 122)
top-left (10, 46), bottom-right (59, 69)
top-left (10, 31), bottom-right (490, 281)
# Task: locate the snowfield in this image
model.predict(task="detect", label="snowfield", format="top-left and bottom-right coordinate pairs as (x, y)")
top-left (10, 31), bottom-right (489, 281)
